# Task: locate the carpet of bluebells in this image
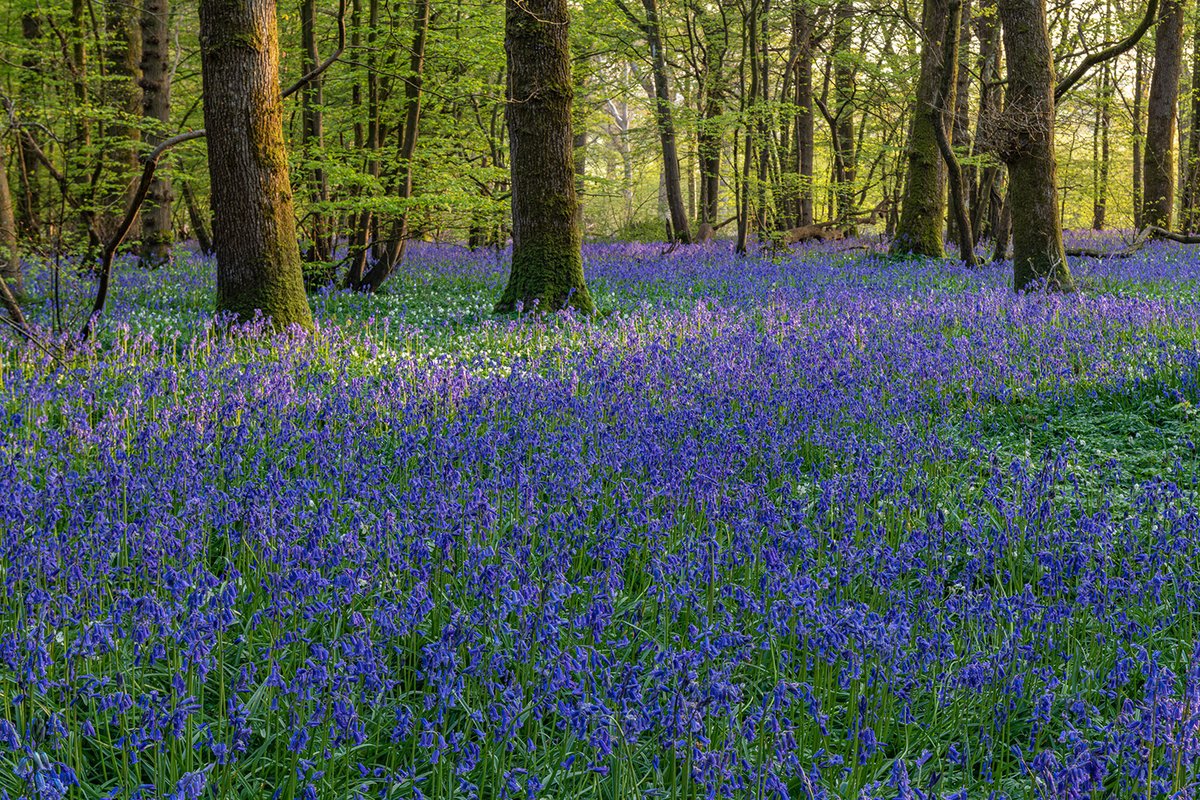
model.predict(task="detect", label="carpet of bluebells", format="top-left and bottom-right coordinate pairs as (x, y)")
top-left (3, 236), bottom-right (1200, 800)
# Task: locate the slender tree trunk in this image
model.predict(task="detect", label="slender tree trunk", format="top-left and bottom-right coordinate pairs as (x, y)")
top-left (100, 0), bottom-right (143, 244)
top-left (139, 0), bottom-right (172, 267)
top-left (495, 0), bottom-right (593, 314)
top-left (833, 0), bottom-right (858, 229)
top-left (970, 1), bottom-right (1002, 243)
top-left (17, 12), bottom-right (41, 239)
top-left (936, 0), bottom-right (976, 264)
top-left (697, 9), bottom-right (727, 228)
top-left (199, 0), bottom-right (313, 328)
top-left (1143, 0), bottom-right (1185, 229)
top-left (1185, 6), bottom-right (1200, 231)
top-left (756, 0), bottom-right (772, 235)
top-left (641, 0), bottom-right (691, 243)
top-left (1093, 62), bottom-right (1112, 229)
top-left (1133, 42), bottom-right (1147, 228)
top-left (893, 0), bottom-right (956, 257)
top-left (995, 0), bottom-right (1073, 291)
top-left (181, 181), bottom-right (214, 255)
top-left (573, 38), bottom-right (592, 214)
top-left (300, 0), bottom-right (331, 262)
top-left (356, 0), bottom-right (429, 291)
top-left (792, 0), bottom-right (815, 227)
top-left (737, 0), bottom-right (759, 254)
top-left (0, 142), bottom-right (23, 301)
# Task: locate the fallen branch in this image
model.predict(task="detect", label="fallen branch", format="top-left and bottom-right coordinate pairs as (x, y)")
top-left (1065, 227), bottom-right (1154, 259)
top-left (1146, 226), bottom-right (1200, 244)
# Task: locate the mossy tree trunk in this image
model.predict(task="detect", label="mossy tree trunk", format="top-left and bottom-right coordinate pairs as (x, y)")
top-left (996, 0), bottom-right (1073, 291)
top-left (496, 0), bottom-right (594, 315)
top-left (199, 0), bottom-right (314, 329)
top-left (138, 0), bottom-right (172, 267)
top-left (1143, 0), bottom-right (1185, 230)
top-left (892, 0), bottom-right (956, 257)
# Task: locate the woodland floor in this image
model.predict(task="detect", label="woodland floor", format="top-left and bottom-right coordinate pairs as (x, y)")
top-left (2, 235), bottom-right (1200, 799)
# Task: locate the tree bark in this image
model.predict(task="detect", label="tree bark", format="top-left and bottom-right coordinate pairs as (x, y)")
top-left (893, 0), bottom-right (956, 257)
top-left (1185, 5), bottom-right (1200, 231)
top-left (0, 142), bottom-right (23, 301)
top-left (697, 8), bottom-right (727, 227)
top-left (139, 0), bottom-right (172, 267)
top-left (181, 181), bottom-right (214, 255)
top-left (970, 0), bottom-right (1002, 243)
top-left (199, 0), bottom-right (313, 328)
top-left (1143, 0), bottom-right (1186, 229)
top-left (995, 0), bottom-right (1073, 291)
top-left (935, 0), bottom-right (976, 265)
top-left (833, 0), bottom-right (858, 229)
top-left (100, 0), bottom-right (143, 244)
top-left (791, 0), bottom-right (815, 227)
top-left (495, 0), bottom-right (594, 314)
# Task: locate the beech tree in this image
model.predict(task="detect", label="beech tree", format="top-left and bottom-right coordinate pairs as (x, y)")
top-left (1143, 0), bottom-right (1185, 230)
top-left (496, 0), bottom-right (594, 314)
top-left (995, 0), bottom-right (1073, 291)
top-left (199, 0), bottom-right (314, 328)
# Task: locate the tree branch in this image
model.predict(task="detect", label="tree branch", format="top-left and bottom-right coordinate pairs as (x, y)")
top-left (1055, 0), bottom-right (1158, 101)
top-left (81, 129), bottom-right (206, 340)
top-left (281, 0), bottom-right (348, 99)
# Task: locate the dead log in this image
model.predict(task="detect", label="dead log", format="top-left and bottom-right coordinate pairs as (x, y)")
top-left (784, 223), bottom-right (846, 245)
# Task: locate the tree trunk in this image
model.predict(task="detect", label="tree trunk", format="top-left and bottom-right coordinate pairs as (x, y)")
top-left (199, 0), bottom-right (313, 328)
top-left (17, 12), bottom-right (41, 239)
top-left (1133, 42), bottom-right (1147, 228)
top-left (833, 0), bottom-right (858, 229)
top-left (996, 0), bottom-right (1073, 291)
top-left (181, 181), bottom-right (214, 255)
top-left (0, 142), bottom-right (23, 301)
top-left (1143, 0), bottom-right (1185, 229)
top-left (936, 0), bottom-right (976, 264)
top-left (697, 9), bottom-right (726, 228)
top-left (139, 0), bottom-right (172, 267)
top-left (792, 1), bottom-right (815, 227)
top-left (641, 0), bottom-right (691, 243)
top-left (495, 0), bottom-right (593, 314)
top-left (755, 0), bottom-right (772, 235)
top-left (1093, 61), bottom-right (1112, 229)
top-left (300, 0), bottom-right (331, 262)
top-left (970, 0), bottom-right (1002, 243)
top-left (100, 0), bottom-right (143, 244)
top-left (355, 0), bottom-right (429, 292)
top-left (1185, 7), bottom-right (1200, 231)
top-left (892, 0), bottom-right (956, 257)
